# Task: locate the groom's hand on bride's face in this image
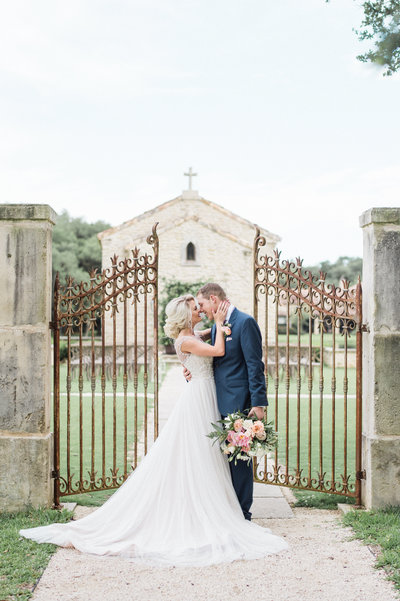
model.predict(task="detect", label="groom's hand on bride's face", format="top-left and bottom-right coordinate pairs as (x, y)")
top-left (183, 366), bottom-right (192, 382)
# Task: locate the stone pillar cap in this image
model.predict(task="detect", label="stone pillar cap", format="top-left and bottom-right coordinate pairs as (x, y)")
top-left (360, 207), bottom-right (400, 228)
top-left (0, 204), bottom-right (58, 223)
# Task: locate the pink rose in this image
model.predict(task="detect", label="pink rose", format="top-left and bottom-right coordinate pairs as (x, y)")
top-left (252, 421), bottom-right (265, 436)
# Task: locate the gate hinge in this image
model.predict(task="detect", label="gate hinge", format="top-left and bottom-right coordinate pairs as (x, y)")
top-left (360, 324), bottom-right (370, 333)
top-left (356, 470), bottom-right (366, 480)
top-left (51, 469), bottom-right (60, 479)
top-left (49, 320), bottom-right (56, 331)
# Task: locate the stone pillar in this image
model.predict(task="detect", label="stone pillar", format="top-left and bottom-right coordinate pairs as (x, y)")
top-left (0, 205), bottom-right (57, 512)
top-left (360, 207), bottom-right (400, 509)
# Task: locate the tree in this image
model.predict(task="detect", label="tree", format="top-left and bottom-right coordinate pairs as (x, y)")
top-left (327, 0), bottom-right (400, 75)
top-left (52, 210), bottom-right (111, 287)
top-left (304, 256), bottom-right (362, 287)
top-left (356, 1), bottom-right (400, 75)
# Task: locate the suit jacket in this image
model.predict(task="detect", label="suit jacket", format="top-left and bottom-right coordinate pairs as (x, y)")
top-left (212, 308), bottom-right (268, 417)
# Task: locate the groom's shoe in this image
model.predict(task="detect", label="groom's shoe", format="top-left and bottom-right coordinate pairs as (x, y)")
top-left (244, 512), bottom-right (252, 521)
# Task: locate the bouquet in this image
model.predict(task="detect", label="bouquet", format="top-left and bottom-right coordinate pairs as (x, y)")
top-left (207, 411), bottom-right (278, 465)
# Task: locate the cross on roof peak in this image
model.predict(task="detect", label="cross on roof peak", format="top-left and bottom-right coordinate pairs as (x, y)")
top-left (184, 167), bottom-right (197, 191)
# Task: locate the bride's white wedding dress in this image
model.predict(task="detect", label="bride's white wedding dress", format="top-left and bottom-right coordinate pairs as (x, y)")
top-left (20, 338), bottom-right (288, 566)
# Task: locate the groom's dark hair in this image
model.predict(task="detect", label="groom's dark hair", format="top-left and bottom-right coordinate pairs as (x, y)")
top-left (197, 283), bottom-right (227, 300)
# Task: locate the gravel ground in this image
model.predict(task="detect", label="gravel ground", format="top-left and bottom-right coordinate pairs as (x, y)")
top-left (31, 506), bottom-right (398, 601)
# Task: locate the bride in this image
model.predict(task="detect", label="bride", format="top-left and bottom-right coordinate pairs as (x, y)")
top-left (20, 295), bottom-right (288, 566)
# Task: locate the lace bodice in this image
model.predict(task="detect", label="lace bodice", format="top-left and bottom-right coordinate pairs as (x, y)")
top-left (174, 336), bottom-right (214, 380)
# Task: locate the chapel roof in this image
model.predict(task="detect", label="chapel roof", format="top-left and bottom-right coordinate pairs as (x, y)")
top-left (123, 214), bottom-right (256, 251)
top-left (97, 194), bottom-right (280, 244)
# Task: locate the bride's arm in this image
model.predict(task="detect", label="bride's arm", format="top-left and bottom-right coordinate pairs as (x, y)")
top-left (181, 334), bottom-right (223, 357)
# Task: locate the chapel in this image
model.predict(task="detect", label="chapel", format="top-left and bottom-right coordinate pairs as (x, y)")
top-left (97, 170), bottom-right (280, 345)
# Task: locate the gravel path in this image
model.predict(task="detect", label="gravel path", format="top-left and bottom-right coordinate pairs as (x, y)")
top-left (31, 506), bottom-right (398, 601)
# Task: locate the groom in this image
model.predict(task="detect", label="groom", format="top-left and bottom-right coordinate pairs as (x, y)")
top-left (195, 283), bottom-right (268, 521)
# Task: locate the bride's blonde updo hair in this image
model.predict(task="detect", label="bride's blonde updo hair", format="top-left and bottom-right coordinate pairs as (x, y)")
top-left (163, 294), bottom-right (195, 340)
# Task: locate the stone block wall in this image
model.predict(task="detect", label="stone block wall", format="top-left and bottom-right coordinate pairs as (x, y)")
top-left (0, 204), bottom-right (56, 512)
top-left (360, 207), bottom-right (400, 508)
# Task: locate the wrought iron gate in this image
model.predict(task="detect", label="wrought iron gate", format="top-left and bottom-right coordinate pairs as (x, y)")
top-left (51, 225), bottom-right (159, 507)
top-left (253, 230), bottom-right (363, 505)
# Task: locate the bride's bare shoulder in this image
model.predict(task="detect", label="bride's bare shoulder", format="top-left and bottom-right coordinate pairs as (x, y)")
top-left (178, 335), bottom-right (195, 351)
top-left (175, 335), bottom-right (194, 355)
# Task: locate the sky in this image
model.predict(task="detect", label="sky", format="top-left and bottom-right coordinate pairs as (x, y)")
top-left (1, 0), bottom-right (399, 264)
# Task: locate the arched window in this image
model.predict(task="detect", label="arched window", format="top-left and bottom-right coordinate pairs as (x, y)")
top-left (186, 242), bottom-right (196, 261)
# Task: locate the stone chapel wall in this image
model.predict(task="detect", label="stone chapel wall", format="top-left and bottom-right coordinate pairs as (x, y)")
top-left (100, 197), bottom-right (278, 347)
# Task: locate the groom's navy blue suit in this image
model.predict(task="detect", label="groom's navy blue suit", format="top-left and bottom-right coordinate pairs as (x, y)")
top-left (212, 308), bottom-right (268, 520)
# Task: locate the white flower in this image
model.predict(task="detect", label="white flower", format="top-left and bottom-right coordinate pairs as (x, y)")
top-left (222, 443), bottom-right (235, 454)
top-left (243, 419), bottom-right (253, 431)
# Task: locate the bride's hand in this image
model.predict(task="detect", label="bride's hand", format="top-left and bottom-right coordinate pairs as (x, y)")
top-left (213, 301), bottom-right (229, 326)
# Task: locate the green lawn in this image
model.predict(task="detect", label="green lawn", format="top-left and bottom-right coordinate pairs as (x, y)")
top-left (293, 490), bottom-right (355, 508)
top-left (0, 507), bottom-right (72, 601)
top-left (277, 332), bottom-right (357, 349)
